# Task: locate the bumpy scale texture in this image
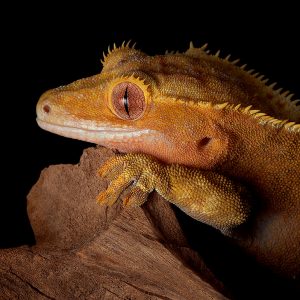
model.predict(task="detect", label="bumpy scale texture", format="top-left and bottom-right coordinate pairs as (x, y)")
top-left (36, 41), bottom-right (300, 278)
top-left (98, 153), bottom-right (250, 229)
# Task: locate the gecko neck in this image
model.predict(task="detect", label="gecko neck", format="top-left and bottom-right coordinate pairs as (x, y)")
top-left (220, 125), bottom-right (299, 189)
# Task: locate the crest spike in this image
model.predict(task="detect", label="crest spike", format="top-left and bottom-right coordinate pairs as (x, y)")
top-left (243, 105), bottom-right (252, 112)
top-left (200, 43), bottom-right (208, 50)
top-left (292, 124), bottom-right (300, 131)
top-left (215, 102), bottom-right (228, 109)
top-left (231, 59), bottom-right (240, 65)
top-left (102, 51), bottom-right (107, 61)
top-left (292, 99), bottom-right (300, 105)
top-left (249, 109), bottom-right (260, 115)
top-left (225, 54), bottom-right (231, 61)
top-left (284, 122), bottom-right (296, 129)
top-left (257, 75), bottom-right (265, 80)
top-left (254, 112), bottom-right (267, 118)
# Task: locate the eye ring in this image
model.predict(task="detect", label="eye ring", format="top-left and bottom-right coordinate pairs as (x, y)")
top-left (111, 82), bottom-right (146, 120)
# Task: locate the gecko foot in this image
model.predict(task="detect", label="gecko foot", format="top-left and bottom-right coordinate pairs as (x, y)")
top-left (97, 153), bottom-right (165, 207)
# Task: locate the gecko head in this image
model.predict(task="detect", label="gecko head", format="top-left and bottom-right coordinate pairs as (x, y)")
top-left (36, 42), bottom-right (235, 168)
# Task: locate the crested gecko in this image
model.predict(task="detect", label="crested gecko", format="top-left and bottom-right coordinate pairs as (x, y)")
top-left (36, 42), bottom-right (300, 279)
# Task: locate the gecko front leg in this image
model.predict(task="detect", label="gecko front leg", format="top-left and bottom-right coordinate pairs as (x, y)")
top-left (97, 153), bottom-right (251, 231)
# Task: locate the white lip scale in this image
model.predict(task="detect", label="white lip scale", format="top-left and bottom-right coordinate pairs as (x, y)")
top-left (36, 119), bottom-right (154, 143)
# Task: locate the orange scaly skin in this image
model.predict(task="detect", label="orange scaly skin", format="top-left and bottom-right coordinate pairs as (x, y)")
top-left (36, 42), bottom-right (300, 279)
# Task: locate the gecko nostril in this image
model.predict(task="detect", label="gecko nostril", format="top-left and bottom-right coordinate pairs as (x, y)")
top-left (43, 105), bottom-right (51, 114)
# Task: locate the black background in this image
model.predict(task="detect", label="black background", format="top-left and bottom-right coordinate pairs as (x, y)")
top-left (1, 3), bottom-right (300, 298)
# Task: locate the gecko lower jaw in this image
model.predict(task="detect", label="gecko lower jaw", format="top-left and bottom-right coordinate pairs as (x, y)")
top-left (36, 119), bottom-right (155, 143)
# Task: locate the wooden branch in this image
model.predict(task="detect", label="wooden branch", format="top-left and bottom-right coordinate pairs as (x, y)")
top-left (0, 147), bottom-right (227, 299)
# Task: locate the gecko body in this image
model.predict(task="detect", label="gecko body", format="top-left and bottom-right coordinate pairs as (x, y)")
top-left (36, 42), bottom-right (300, 279)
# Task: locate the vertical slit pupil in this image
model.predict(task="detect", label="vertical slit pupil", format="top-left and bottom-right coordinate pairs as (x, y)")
top-left (123, 87), bottom-right (130, 116)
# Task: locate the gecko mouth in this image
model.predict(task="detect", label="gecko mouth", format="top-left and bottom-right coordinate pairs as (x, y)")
top-left (36, 119), bottom-right (155, 144)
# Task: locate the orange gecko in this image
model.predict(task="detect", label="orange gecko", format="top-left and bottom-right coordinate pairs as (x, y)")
top-left (36, 42), bottom-right (300, 280)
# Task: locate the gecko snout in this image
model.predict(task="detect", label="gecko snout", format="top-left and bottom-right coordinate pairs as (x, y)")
top-left (36, 89), bottom-right (56, 120)
top-left (36, 91), bottom-right (57, 125)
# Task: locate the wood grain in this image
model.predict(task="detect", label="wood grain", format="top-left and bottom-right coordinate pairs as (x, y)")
top-left (0, 147), bottom-right (226, 299)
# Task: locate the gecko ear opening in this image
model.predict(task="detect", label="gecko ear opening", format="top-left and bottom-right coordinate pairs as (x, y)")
top-left (197, 137), bottom-right (212, 147)
top-left (195, 134), bottom-right (229, 169)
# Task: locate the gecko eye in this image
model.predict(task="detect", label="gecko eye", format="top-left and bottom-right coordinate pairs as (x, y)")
top-left (112, 82), bottom-right (145, 120)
